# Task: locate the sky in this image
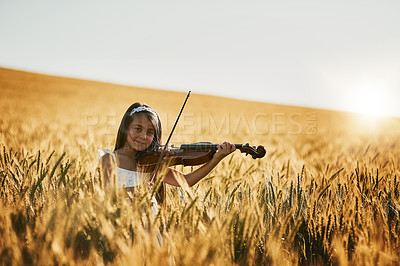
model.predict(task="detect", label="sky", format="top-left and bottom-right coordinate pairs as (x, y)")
top-left (1, 0), bottom-right (400, 117)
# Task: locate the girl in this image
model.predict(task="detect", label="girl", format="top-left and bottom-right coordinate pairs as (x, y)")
top-left (98, 102), bottom-right (236, 200)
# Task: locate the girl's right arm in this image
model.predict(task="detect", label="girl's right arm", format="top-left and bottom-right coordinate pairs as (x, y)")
top-left (100, 153), bottom-right (113, 188)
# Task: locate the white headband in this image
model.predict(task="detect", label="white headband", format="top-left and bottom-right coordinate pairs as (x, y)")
top-left (129, 106), bottom-right (157, 117)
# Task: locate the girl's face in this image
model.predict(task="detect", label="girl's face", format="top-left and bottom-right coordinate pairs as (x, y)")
top-left (125, 113), bottom-right (155, 151)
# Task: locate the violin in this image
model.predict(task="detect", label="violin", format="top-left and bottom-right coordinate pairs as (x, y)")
top-left (136, 142), bottom-right (266, 171)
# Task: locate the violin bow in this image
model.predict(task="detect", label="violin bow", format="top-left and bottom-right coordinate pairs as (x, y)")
top-left (149, 90), bottom-right (191, 185)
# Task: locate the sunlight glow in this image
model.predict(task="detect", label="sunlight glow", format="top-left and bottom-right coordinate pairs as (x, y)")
top-left (344, 84), bottom-right (389, 131)
top-left (347, 81), bottom-right (392, 117)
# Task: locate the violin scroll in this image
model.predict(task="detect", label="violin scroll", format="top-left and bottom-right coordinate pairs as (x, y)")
top-left (238, 143), bottom-right (266, 159)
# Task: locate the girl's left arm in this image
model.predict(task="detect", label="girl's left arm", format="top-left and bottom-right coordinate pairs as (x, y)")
top-left (163, 142), bottom-right (236, 187)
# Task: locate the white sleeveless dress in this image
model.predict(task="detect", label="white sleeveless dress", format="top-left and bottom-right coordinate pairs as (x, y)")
top-left (98, 149), bottom-right (163, 246)
top-left (98, 149), bottom-right (159, 214)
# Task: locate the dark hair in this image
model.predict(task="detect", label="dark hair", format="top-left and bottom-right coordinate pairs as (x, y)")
top-left (114, 102), bottom-right (162, 152)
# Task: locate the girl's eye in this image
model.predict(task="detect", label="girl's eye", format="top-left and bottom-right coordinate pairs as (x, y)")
top-left (135, 127), bottom-right (141, 132)
top-left (147, 131), bottom-right (154, 136)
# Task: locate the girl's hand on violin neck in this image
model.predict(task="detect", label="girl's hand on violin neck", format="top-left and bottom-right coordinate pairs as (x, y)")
top-left (213, 141), bottom-right (236, 161)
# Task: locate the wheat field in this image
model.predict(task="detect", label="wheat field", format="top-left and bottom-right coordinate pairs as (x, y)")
top-left (1, 67), bottom-right (400, 265)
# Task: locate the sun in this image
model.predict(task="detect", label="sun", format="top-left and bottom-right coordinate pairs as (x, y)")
top-left (347, 83), bottom-right (391, 118)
